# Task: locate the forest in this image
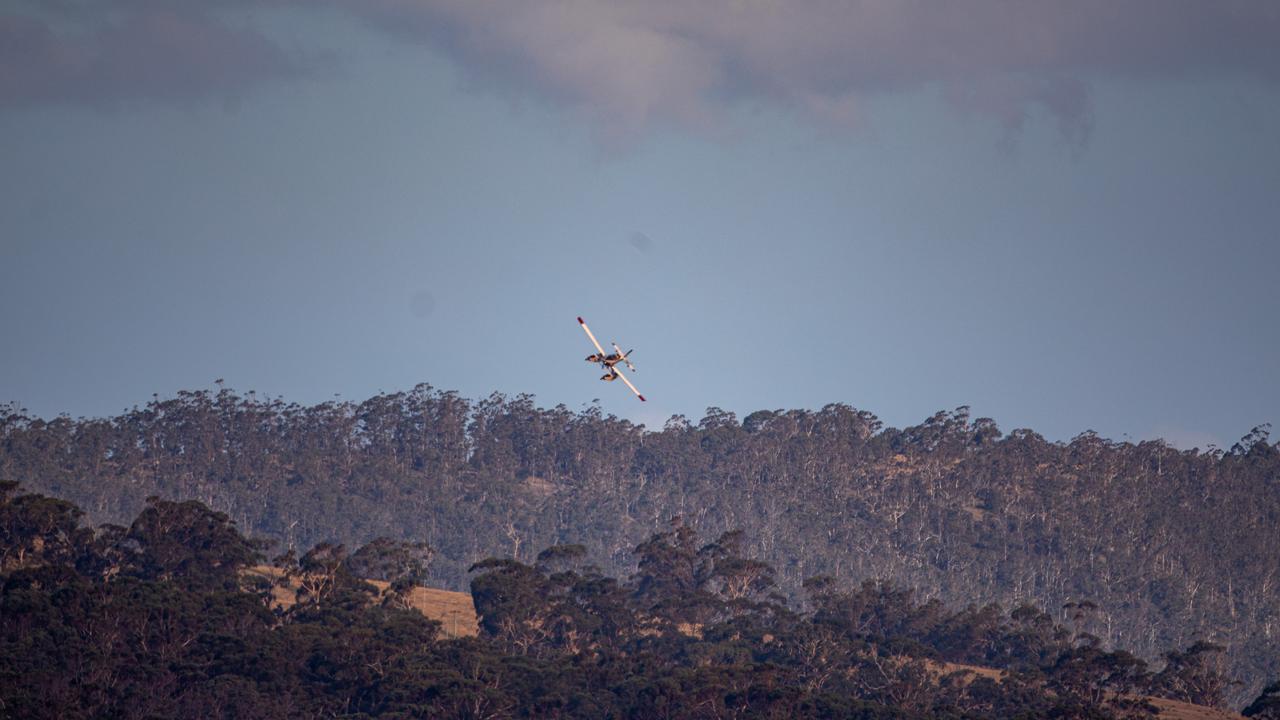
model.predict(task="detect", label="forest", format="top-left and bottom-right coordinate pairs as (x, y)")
top-left (6, 485), bottom-right (1279, 718)
top-left (1, 384), bottom-right (1278, 708)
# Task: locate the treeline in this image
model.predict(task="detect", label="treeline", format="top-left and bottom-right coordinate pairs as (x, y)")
top-left (1, 385), bottom-right (1278, 705)
top-left (3, 485), bottom-right (1270, 718)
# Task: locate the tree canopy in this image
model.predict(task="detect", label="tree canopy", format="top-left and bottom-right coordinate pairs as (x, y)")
top-left (2, 387), bottom-right (1277, 706)
top-left (2, 487), bottom-right (1254, 718)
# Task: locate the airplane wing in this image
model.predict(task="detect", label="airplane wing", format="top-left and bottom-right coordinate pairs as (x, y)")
top-left (578, 317), bottom-right (606, 356)
top-left (613, 366), bottom-right (646, 401)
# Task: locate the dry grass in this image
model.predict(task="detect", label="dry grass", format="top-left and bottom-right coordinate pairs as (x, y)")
top-left (399, 585), bottom-right (479, 638)
top-left (1144, 697), bottom-right (1243, 720)
top-left (932, 660), bottom-right (1006, 683)
top-left (246, 565), bottom-right (478, 638)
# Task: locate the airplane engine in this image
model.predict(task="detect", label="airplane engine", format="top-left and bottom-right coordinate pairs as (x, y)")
top-left (600, 372), bottom-right (617, 381)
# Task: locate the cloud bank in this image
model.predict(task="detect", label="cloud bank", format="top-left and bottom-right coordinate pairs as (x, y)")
top-left (0, 4), bottom-right (302, 109)
top-left (349, 0), bottom-right (1279, 143)
top-left (4, 1), bottom-right (1278, 141)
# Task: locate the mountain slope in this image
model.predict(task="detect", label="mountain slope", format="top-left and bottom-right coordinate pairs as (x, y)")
top-left (2, 387), bottom-right (1276, 704)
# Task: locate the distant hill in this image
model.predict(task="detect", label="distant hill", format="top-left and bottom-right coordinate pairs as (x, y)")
top-left (2, 386), bottom-right (1277, 706)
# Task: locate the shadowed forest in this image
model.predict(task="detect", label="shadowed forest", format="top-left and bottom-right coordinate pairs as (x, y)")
top-left (2, 385), bottom-right (1277, 709)
top-left (6, 487), bottom-right (1279, 718)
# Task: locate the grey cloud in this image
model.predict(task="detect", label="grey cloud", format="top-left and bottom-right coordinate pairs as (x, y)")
top-left (5, 0), bottom-right (1277, 143)
top-left (345, 0), bottom-right (1280, 143)
top-left (0, 5), bottom-right (305, 109)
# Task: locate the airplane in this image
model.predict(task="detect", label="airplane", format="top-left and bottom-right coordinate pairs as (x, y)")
top-left (577, 317), bottom-right (646, 401)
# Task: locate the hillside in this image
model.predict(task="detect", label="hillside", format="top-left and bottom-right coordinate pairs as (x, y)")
top-left (3, 489), bottom-right (1264, 718)
top-left (246, 570), bottom-right (1250, 719)
top-left (2, 386), bottom-right (1277, 706)
top-left (307, 583), bottom-right (1250, 720)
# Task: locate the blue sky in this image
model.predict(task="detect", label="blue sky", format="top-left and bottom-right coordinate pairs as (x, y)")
top-left (2, 2), bottom-right (1278, 450)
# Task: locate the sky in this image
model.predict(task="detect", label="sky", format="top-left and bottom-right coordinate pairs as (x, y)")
top-left (2, 1), bottom-right (1278, 451)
